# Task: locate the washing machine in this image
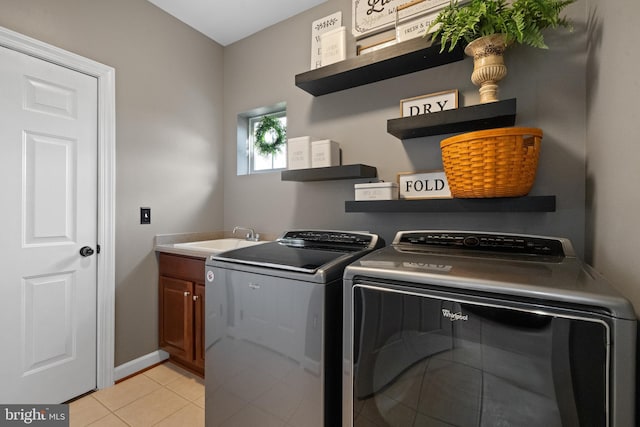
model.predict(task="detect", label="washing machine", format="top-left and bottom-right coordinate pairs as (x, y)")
top-left (204, 230), bottom-right (384, 426)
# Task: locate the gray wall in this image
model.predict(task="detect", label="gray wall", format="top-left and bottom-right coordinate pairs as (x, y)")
top-left (586, 0), bottom-right (640, 311)
top-left (0, 0), bottom-right (225, 365)
top-left (223, 0), bottom-right (588, 254)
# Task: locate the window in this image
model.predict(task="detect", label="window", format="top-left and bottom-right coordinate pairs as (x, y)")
top-left (237, 104), bottom-right (287, 176)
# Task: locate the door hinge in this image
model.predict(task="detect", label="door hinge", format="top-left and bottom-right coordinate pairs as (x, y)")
top-left (96, 244), bottom-right (101, 254)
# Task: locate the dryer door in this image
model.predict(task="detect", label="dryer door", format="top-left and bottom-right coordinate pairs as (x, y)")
top-left (348, 281), bottom-right (610, 427)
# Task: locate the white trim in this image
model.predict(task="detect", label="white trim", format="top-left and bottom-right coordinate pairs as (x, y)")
top-left (114, 350), bottom-right (169, 382)
top-left (0, 26), bottom-right (117, 390)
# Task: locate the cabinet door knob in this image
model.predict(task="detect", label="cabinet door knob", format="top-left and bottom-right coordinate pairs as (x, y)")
top-left (193, 295), bottom-right (199, 302)
top-left (184, 291), bottom-right (190, 297)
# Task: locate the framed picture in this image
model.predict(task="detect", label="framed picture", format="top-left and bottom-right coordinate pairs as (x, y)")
top-left (310, 11), bottom-right (343, 70)
top-left (395, 9), bottom-right (441, 42)
top-left (356, 36), bottom-right (396, 56)
top-left (352, 0), bottom-right (452, 39)
top-left (400, 89), bottom-right (458, 117)
top-left (397, 170), bottom-right (452, 199)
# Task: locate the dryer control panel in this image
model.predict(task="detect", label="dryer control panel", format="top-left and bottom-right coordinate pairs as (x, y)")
top-left (393, 231), bottom-right (571, 258)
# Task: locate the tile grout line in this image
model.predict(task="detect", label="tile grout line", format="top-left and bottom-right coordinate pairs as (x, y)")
top-left (113, 371), bottom-right (194, 426)
top-left (149, 386), bottom-right (192, 426)
top-left (72, 362), bottom-right (204, 426)
top-left (91, 396), bottom-right (130, 426)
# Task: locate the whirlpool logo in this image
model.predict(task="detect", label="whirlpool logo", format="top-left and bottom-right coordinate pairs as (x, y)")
top-left (441, 308), bottom-right (468, 321)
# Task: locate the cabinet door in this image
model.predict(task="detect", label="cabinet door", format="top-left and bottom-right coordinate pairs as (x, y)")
top-left (194, 283), bottom-right (205, 369)
top-left (159, 276), bottom-right (194, 361)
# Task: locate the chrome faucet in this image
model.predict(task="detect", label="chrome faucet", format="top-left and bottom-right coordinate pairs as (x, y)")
top-left (233, 226), bottom-right (259, 241)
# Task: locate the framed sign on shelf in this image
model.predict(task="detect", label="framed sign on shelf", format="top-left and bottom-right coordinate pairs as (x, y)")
top-left (352, 0), bottom-right (452, 39)
top-left (397, 170), bottom-right (452, 199)
top-left (311, 11), bottom-right (343, 69)
top-left (400, 89), bottom-right (458, 117)
top-left (357, 36), bottom-right (396, 56)
top-left (395, 9), bottom-right (441, 42)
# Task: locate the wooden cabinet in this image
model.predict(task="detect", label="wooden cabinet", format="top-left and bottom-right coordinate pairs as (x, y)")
top-left (158, 252), bottom-right (205, 376)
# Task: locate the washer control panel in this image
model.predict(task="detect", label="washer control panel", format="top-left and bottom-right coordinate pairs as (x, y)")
top-left (278, 230), bottom-right (380, 250)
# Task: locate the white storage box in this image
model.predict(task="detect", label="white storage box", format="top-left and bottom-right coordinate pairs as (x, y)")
top-left (311, 140), bottom-right (341, 168)
top-left (287, 136), bottom-right (315, 170)
top-left (354, 182), bottom-right (399, 201)
top-left (320, 26), bottom-right (346, 67)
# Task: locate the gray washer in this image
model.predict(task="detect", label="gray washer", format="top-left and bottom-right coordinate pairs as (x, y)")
top-left (204, 230), bottom-right (383, 427)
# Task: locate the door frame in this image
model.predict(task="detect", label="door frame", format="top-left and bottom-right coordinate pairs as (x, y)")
top-left (0, 26), bottom-right (116, 390)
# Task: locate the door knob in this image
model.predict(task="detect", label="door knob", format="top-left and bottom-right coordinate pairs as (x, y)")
top-left (79, 246), bottom-right (95, 257)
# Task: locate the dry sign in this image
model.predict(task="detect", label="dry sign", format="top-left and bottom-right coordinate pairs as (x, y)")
top-left (400, 89), bottom-right (458, 117)
top-left (398, 171), bottom-right (452, 199)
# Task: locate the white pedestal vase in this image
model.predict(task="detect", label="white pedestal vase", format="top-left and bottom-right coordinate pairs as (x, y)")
top-left (464, 34), bottom-right (508, 103)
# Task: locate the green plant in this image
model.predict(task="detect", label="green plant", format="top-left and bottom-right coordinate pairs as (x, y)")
top-left (429, 0), bottom-right (575, 52)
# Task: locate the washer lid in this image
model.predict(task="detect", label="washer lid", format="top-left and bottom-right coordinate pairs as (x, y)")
top-left (209, 230), bottom-right (383, 274)
top-left (209, 241), bottom-right (348, 273)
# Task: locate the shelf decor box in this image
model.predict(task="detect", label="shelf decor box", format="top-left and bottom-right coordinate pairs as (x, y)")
top-left (320, 26), bottom-right (346, 67)
top-left (311, 140), bottom-right (340, 168)
top-left (287, 136), bottom-right (316, 170)
top-left (355, 182), bottom-right (399, 201)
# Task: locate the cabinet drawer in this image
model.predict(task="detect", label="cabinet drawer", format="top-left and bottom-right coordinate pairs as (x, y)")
top-left (159, 252), bottom-right (205, 283)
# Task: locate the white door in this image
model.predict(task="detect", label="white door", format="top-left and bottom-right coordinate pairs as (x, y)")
top-left (0, 45), bottom-right (98, 403)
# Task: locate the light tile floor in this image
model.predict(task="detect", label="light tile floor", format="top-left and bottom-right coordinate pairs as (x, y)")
top-left (69, 362), bottom-right (204, 427)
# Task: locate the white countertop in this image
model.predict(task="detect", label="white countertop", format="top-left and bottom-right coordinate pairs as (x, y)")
top-left (154, 231), bottom-right (225, 259)
top-left (154, 231), bottom-right (274, 259)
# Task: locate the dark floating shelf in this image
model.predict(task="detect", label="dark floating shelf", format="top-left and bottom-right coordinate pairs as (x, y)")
top-left (295, 38), bottom-right (465, 96)
top-left (388, 98), bottom-right (517, 140)
top-left (345, 195), bottom-right (556, 213)
top-left (281, 164), bottom-right (377, 182)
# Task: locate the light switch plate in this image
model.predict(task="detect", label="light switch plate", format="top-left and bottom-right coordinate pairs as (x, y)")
top-left (140, 207), bottom-right (151, 224)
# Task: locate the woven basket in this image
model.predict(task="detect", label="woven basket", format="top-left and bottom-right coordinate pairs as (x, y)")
top-left (440, 127), bottom-right (543, 198)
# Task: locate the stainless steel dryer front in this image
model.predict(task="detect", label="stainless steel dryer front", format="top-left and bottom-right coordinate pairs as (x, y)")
top-left (343, 230), bottom-right (636, 427)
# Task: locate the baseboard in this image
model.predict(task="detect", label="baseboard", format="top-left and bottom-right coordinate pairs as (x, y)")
top-left (113, 350), bottom-right (169, 382)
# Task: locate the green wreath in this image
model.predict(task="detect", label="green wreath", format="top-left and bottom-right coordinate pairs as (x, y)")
top-left (255, 115), bottom-right (286, 156)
